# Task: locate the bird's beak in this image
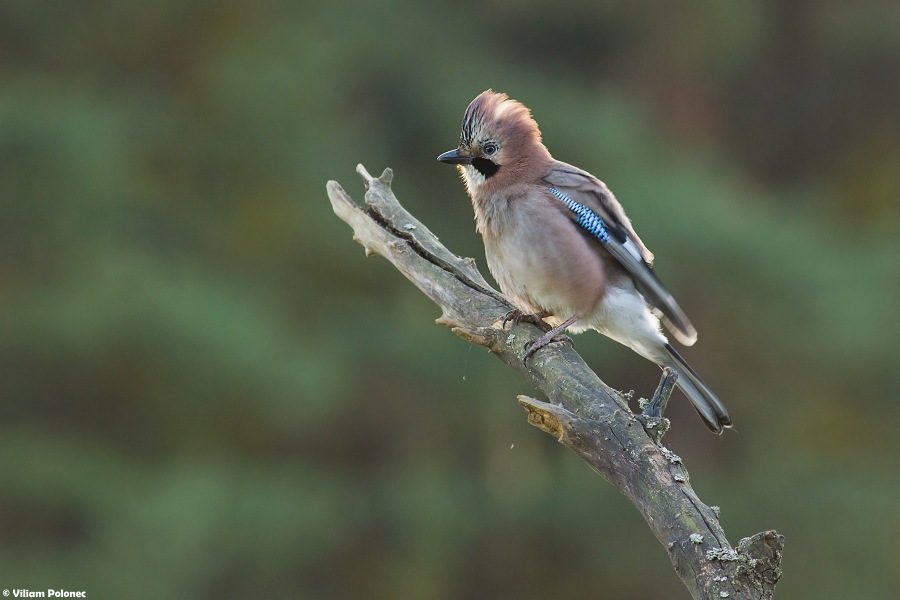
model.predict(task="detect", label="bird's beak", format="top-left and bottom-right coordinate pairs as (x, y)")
top-left (437, 148), bottom-right (474, 165)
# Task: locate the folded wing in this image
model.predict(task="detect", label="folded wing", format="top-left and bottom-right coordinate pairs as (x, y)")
top-left (543, 162), bottom-right (698, 346)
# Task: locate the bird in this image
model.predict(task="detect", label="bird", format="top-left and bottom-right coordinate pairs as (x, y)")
top-left (437, 90), bottom-right (731, 433)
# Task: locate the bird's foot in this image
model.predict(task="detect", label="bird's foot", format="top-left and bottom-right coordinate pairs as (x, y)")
top-left (524, 333), bottom-right (572, 363)
top-left (502, 309), bottom-right (549, 330)
top-left (522, 314), bottom-right (579, 364)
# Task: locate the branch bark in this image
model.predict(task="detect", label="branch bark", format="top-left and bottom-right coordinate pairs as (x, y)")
top-left (327, 165), bottom-right (783, 600)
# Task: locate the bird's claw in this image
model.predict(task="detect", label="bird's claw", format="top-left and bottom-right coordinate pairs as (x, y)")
top-left (502, 309), bottom-right (548, 330)
top-left (523, 333), bottom-right (573, 364)
top-left (519, 314), bottom-right (579, 365)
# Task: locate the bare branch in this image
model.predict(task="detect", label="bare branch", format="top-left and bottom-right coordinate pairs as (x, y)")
top-left (327, 166), bottom-right (783, 599)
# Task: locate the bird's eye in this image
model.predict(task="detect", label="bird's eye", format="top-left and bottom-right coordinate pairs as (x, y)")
top-left (483, 142), bottom-right (498, 157)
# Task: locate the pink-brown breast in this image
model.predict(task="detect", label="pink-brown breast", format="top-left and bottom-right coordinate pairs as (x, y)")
top-left (475, 185), bottom-right (608, 320)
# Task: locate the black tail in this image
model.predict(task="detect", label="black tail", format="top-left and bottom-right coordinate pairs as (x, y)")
top-left (664, 343), bottom-right (732, 433)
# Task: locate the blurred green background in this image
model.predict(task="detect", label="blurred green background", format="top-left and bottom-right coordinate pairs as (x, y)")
top-left (1, 1), bottom-right (898, 598)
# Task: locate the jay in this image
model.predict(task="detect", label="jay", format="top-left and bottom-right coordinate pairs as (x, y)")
top-left (438, 90), bottom-right (731, 433)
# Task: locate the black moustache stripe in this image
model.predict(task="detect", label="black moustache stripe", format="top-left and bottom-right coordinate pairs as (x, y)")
top-left (472, 157), bottom-right (499, 178)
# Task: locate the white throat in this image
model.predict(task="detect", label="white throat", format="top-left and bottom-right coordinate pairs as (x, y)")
top-left (460, 164), bottom-right (486, 196)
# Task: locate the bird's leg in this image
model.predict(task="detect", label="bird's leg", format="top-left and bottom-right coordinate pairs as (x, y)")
top-left (502, 309), bottom-right (551, 330)
top-left (523, 314), bottom-right (579, 363)
top-left (641, 367), bottom-right (678, 418)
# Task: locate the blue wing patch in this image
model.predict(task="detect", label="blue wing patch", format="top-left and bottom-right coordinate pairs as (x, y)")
top-left (548, 187), bottom-right (610, 243)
